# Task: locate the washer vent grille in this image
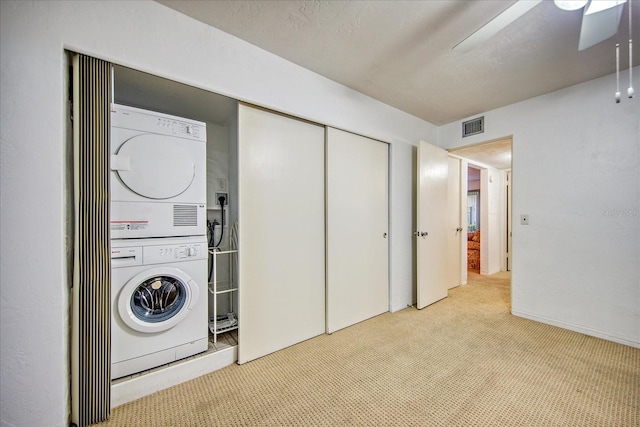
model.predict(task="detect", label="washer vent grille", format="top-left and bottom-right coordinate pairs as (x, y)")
top-left (173, 205), bottom-right (198, 227)
top-left (463, 116), bottom-right (484, 137)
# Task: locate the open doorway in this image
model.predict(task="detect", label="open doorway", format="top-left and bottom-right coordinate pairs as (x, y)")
top-left (449, 137), bottom-right (512, 278)
top-left (467, 165), bottom-right (481, 272)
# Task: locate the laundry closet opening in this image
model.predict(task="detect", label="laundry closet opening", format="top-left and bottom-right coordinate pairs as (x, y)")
top-left (108, 64), bottom-right (240, 403)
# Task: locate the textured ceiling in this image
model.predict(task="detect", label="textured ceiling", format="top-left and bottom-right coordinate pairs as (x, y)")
top-left (157, 0), bottom-right (640, 126)
top-left (450, 138), bottom-right (513, 170)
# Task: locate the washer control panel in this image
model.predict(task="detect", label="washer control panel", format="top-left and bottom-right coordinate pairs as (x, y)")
top-left (144, 242), bottom-right (207, 264)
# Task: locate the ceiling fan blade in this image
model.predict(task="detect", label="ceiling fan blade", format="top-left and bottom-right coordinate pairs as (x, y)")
top-left (578, 1), bottom-right (626, 51)
top-left (453, 0), bottom-right (543, 53)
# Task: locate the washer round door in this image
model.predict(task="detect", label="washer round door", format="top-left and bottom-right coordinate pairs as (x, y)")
top-left (118, 267), bottom-right (200, 333)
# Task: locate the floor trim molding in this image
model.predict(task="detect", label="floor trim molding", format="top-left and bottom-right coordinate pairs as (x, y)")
top-left (111, 346), bottom-right (237, 408)
top-left (512, 310), bottom-right (639, 349)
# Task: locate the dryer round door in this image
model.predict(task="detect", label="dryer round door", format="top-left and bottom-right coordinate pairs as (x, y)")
top-left (118, 266), bottom-right (200, 333)
top-left (115, 134), bottom-right (195, 200)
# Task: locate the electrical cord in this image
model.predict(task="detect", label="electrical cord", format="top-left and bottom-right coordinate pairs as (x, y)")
top-left (207, 195), bottom-right (227, 281)
top-left (214, 195), bottom-right (226, 248)
top-left (207, 220), bottom-right (218, 247)
top-left (207, 219), bottom-right (218, 281)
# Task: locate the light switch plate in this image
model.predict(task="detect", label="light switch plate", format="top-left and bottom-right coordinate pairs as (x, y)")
top-left (216, 178), bottom-right (228, 192)
top-left (520, 215), bottom-right (529, 225)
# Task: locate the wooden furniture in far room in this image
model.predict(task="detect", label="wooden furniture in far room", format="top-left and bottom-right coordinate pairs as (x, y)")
top-left (467, 231), bottom-right (480, 271)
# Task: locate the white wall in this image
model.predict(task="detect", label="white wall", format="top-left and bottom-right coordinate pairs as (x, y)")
top-left (460, 159), bottom-right (469, 285)
top-left (206, 122), bottom-right (231, 313)
top-left (0, 2), bottom-right (434, 425)
top-left (439, 70), bottom-right (640, 348)
top-left (206, 122), bottom-right (231, 249)
top-left (479, 167), bottom-right (503, 276)
top-left (206, 123), bottom-right (230, 209)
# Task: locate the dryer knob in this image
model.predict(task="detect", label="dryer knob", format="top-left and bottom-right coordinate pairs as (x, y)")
top-left (187, 246), bottom-right (196, 257)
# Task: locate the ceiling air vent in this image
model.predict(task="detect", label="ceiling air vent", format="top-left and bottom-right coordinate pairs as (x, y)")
top-left (462, 116), bottom-right (484, 138)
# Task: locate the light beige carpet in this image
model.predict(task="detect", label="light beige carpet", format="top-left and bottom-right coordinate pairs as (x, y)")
top-left (97, 272), bottom-right (639, 426)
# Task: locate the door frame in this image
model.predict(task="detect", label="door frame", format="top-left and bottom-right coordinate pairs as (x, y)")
top-left (448, 136), bottom-right (513, 279)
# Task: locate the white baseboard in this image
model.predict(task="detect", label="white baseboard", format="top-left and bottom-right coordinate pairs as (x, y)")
top-left (390, 301), bottom-right (414, 313)
top-left (511, 310), bottom-right (640, 349)
top-left (111, 346), bottom-right (237, 408)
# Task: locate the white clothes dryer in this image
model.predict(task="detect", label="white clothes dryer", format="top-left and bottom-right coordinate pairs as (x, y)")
top-left (110, 104), bottom-right (206, 239)
top-left (111, 236), bottom-right (209, 379)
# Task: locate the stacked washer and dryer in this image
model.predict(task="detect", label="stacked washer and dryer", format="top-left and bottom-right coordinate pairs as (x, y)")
top-left (110, 104), bottom-right (209, 380)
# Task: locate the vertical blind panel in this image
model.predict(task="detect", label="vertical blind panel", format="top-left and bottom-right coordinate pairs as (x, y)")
top-left (74, 54), bottom-right (111, 426)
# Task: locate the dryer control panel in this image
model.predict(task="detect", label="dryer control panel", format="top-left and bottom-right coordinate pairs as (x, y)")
top-left (155, 118), bottom-right (202, 139)
top-left (112, 104), bottom-right (206, 142)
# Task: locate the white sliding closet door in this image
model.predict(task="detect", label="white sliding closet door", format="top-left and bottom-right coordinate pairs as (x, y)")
top-left (327, 127), bottom-right (389, 334)
top-left (238, 104), bottom-right (325, 364)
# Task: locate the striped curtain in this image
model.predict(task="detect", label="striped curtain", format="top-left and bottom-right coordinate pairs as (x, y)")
top-left (71, 53), bottom-right (111, 426)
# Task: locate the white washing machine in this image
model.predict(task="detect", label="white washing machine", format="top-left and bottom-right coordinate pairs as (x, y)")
top-left (110, 104), bottom-right (207, 239)
top-left (111, 236), bottom-right (209, 379)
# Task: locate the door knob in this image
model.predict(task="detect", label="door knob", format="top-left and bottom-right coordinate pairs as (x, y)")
top-left (383, 232), bottom-right (387, 238)
top-left (420, 231), bottom-right (428, 237)
top-left (456, 227), bottom-right (463, 232)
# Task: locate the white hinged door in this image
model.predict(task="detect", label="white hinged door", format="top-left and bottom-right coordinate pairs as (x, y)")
top-left (416, 141), bottom-right (449, 309)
